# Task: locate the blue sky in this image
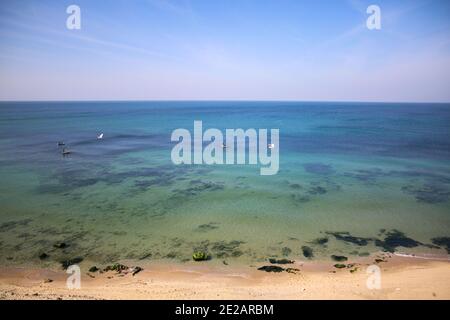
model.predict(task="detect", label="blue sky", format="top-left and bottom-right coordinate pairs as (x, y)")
top-left (0, 0), bottom-right (449, 102)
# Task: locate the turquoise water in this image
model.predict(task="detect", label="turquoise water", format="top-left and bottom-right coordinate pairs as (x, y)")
top-left (0, 101), bottom-right (449, 268)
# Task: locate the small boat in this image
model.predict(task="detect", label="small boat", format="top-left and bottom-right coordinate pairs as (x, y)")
top-left (57, 141), bottom-right (65, 146)
top-left (62, 148), bottom-right (72, 156)
top-left (222, 144), bottom-right (227, 149)
top-left (97, 133), bottom-right (104, 139)
top-left (268, 143), bottom-right (275, 149)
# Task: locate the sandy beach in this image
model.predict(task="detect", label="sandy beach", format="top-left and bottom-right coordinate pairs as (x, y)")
top-left (1, 254), bottom-right (449, 300)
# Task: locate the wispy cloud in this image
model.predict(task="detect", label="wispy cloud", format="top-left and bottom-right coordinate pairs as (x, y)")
top-left (0, 15), bottom-right (175, 61)
top-left (146, 0), bottom-right (196, 18)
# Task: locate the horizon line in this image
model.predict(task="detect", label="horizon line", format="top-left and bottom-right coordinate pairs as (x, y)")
top-left (1, 99), bottom-right (450, 104)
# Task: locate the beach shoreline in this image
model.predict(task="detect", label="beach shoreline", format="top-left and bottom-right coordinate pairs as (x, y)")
top-left (1, 254), bottom-right (449, 300)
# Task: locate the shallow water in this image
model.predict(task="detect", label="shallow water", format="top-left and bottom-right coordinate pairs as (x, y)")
top-left (0, 101), bottom-right (449, 269)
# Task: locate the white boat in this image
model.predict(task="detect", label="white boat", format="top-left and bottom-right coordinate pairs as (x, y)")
top-left (268, 143), bottom-right (275, 149)
top-left (97, 133), bottom-right (104, 139)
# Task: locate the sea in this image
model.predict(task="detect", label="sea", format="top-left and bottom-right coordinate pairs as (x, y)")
top-left (0, 101), bottom-right (449, 268)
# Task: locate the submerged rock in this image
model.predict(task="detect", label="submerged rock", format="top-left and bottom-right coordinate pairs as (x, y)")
top-left (301, 246), bottom-right (314, 259)
top-left (269, 258), bottom-right (294, 264)
top-left (286, 268), bottom-right (300, 274)
top-left (257, 266), bottom-right (284, 273)
top-left (60, 257), bottom-right (83, 270)
top-left (39, 253), bottom-right (49, 260)
top-left (104, 263), bottom-right (128, 272)
top-left (88, 266), bottom-right (99, 272)
top-left (192, 252), bottom-right (209, 261)
top-left (101, 263), bottom-right (143, 276)
top-left (331, 255), bottom-right (348, 262)
top-left (130, 266), bottom-right (143, 276)
top-left (349, 267), bottom-right (359, 273)
top-left (53, 242), bottom-right (68, 249)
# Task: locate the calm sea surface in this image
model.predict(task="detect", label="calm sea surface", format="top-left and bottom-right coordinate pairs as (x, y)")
top-left (0, 101), bottom-right (449, 267)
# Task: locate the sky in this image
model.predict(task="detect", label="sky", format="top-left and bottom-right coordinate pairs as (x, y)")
top-left (0, 0), bottom-right (449, 102)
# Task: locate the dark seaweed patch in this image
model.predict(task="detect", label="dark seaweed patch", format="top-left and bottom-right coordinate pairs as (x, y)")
top-left (175, 180), bottom-right (224, 197)
top-left (309, 237), bottom-right (329, 246)
top-left (205, 240), bottom-right (245, 258)
top-left (431, 237), bottom-right (450, 253)
top-left (0, 219), bottom-right (32, 232)
top-left (343, 168), bottom-right (385, 183)
top-left (390, 170), bottom-right (450, 184)
top-left (139, 252), bottom-right (152, 260)
top-left (36, 164), bottom-right (200, 195)
top-left (290, 194), bottom-right (311, 203)
top-left (307, 186), bottom-right (327, 195)
top-left (326, 231), bottom-right (371, 246)
top-left (358, 252), bottom-right (370, 256)
top-left (134, 179), bottom-right (169, 190)
top-left (374, 229), bottom-right (421, 252)
top-left (164, 252), bottom-right (178, 259)
top-left (303, 163), bottom-right (335, 175)
top-left (344, 167), bottom-right (450, 187)
top-left (281, 247), bottom-right (292, 256)
top-left (36, 168), bottom-right (101, 194)
top-left (196, 222), bottom-right (220, 232)
top-left (401, 184), bottom-right (450, 204)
